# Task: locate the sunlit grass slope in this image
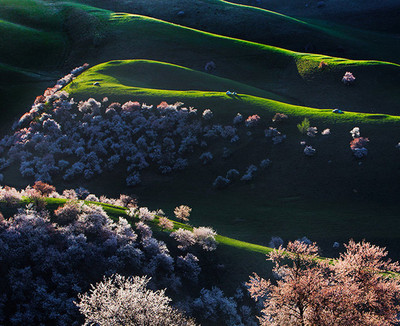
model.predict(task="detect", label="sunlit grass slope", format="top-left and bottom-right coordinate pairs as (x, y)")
top-left (65, 59), bottom-right (290, 103)
top-left (90, 13), bottom-right (400, 115)
top-left (1, 1), bottom-right (400, 112)
top-left (61, 0), bottom-right (400, 63)
top-left (65, 59), bottom-right (400, 123)
top-left (1, 1), bottom-right (400, 114)
top-left (61, 59), bottom-right (400, 262)
top-left (0, 0), bottom-right (66, 69)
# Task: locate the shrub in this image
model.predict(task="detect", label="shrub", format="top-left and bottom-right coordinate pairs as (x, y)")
top-left (158, 217), bottom-right (174, 231)
top-left (260, 159), bottom-right (271, 169)
top-left (170, 228), bottom-right (196, 250)
top-left (304, 146), bottom-right (316, 156)
top-left (342, 71), bottom-right (356, 85)
top-left (307, 126), bottom-right (318, 137)
top-left (226, 169), bottom-right (240, 181)
top-left (33, 181), bottom-right (56, 197)
top-left (204, 61), bottom-right (216, 73)
top-left (350, 137), bottom-right (369, 150)
top-left (245, 115), bottom-right (261, 128)
top-left (272, 134), bottom-right (286, 145)
top-left (297, 118), bottom-right (310, 134)
top-left (241, 165), bottom-right (258, 182)
top-left (272, 113), bottom-right (288, 123)
top-left (199, 152), bottom-right (213, 165)
top-left (202, 109), bottom-right (213, 120)
top-left (350, 127), bottom-right (361, 139)
top-left (350, 137), bottom-right (369, 158)
top-left (321, 128), bottom-right (331, 135)
top-left (193, 227), bottom-right (217, 251)
top-left (174, 205), bottom-right (192, 223)
top-left (54, 201), bottom-right (82, 225)
top-left (269, 236), bottom-right (284, 249)
top-left (233, 113), bottom-right (243, 125)
top-left (213, 176), bottom-right (230, 189)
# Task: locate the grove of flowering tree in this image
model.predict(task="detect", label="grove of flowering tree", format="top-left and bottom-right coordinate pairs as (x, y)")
top-left (0, 68), bottom-right (294, 188)
top-left (247, 240), bottom-right (400, 326)
top-left (0, 185), bottom-right (257, 325)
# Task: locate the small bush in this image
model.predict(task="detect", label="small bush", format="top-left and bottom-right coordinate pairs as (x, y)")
top-left (269, 236), bottom-right (284, 249)
top-left (245, 115), bottom-right (261, 128)
top-left (342, 72), bottom-right (356, 85)
top-left (304, 146), bottom-right (316, 156)
top-left (158, 217), bottom-right (174, 231)
top-left (54, 201), bottom-right (81, 225)
top-left (350, 137), bottom-right (369, 151)
top-left (307, 127), bottom-right (318, 137)
top-left (272, 113), bottom-right (288, 123)
top-left (297, 118), bottom-right (310, 134)
top-left (193, 226), bottom-right (217, 251)
top-left (213, 176), bottom-right (230, 189)
top-left (174, 205), bottom-right (192, 223)
top-left (318, 61), bottom-right (328, 70)
top-left (33, 181), bottom-right (56, 197)
top-left (321, 128), bottom-right (331, 135)
top-left (226, 169), bottom-right (240, 181)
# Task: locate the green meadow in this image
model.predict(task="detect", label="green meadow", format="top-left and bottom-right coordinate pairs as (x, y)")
top-left (1, 0), bottom-right (400, 289)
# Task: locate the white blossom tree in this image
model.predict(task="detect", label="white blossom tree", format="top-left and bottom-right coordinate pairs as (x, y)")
top-left (76, 274), bottom-right (196, 326)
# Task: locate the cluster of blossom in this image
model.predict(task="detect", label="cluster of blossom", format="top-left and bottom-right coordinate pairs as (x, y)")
top-left (1, 93), bottom-right (251, 185)
top-left (241, 164), bottom-right (258, 181)
top-left (349, 127), bottom-right (369, 158)
top-left (0, 185), bottom-right (260, 325)
top-left (350, 137), bottom-right (369, 158)
top-left (247, 240), bottom-right (400, 326)
top-left (182, 285), bottom-right (258, 326)
top-left (199, 151), bottom-right (213, 164)
top-left (174, 205), bottom-right (192, 223)
top-left (269, 236), bottom-right (284, 249)
top-left (213, 157), bottom-right (272, 188)
top-left (350, 127), bottom-right (361, 138)
top-left (0, 196), bottom-right (213, 324)
top-left (304, 145), bottom-right (316, 156)
top-left (15, 64), bottom-right (89, 131)
top-left (170, 226), bottom-right (217, 251)
top-left (260, 158), bottom-right (272, 169)
top-left (307, 126), bottom-right (318, 137)
top-left (321, 128), bottom-right (331, 135)
top-left (342, 71), bottom-right (356, 85)
top-left (272, 113), bottom-right (288, 123)
top-left (0, 184), bottom-right (139, 205)
top-left (265, 127), bottom-right (286, 144)
top-left (245, 114), bottom-right (261, 128)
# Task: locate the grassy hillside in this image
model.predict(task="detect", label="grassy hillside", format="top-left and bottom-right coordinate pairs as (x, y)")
top-left (1, 1), bottom-right (400, 117)
top-left (58, 59), bottom-right (400, 261)
top-left (68, 0), bottom-right (400, 63)
top-left (65, 59), bottom-right (290, 103)
top-left (1, 0), bottom-right (400, 275)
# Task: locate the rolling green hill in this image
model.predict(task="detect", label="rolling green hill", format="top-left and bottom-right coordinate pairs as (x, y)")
top-left (59, 58), bottom-right (400, 261)
top-left (1, 0), bottom-right (400, 116)
top-left (1, 0), bottom-right (400, 276)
